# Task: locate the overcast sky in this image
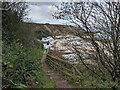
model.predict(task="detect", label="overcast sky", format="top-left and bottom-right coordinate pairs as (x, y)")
top-left (24, 1), bottom-right (73, 25)
top-left (23, 0), bottom-right (106, 25)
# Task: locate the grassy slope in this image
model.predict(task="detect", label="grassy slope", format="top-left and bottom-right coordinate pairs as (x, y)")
top-left (2, 21), bottom-right (59, 88)
top-left (23, 22), bottom-right (82, 37)
top-left (31, 48), bottom-right (55, 88)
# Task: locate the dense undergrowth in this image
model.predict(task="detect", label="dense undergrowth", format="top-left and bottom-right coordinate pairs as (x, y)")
top-left (2, 41), bottom-right (55, 88)
top-left (2, 2), bottom-right (55, 89)
top-left (48, 50), bottom-right (119, 88)
top-left (66, 71), bottom-right (118, 88)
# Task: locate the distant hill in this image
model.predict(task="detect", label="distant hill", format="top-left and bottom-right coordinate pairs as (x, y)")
top-left (23, 22), bottom-right (83, 39)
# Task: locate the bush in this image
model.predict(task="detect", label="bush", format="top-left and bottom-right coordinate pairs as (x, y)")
top-left (2, 2), bottom-right (55, 88)
top-left (2, 41), bottom-right (44, 88)
top-left (75, 72), bottom-right (119, 88)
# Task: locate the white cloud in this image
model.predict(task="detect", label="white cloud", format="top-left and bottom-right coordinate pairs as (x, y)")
top-left (48, 5), bottom-right (58, 13)
top-left (28, 5), bottom-right (41, 18)
top-left (24, 2), bottom-right (73, 25)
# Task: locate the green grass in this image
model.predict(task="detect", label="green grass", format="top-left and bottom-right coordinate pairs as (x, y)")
top-left (40, 73), bottom-right (55, 88)
top-left (2, 42), bottom-right (55, 88)
top-left (34, 49), bottom-right (55, 88)
top-left (46, 51), bottom-right (119, 88)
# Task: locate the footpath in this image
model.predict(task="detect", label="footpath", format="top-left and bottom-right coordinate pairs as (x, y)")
top-left (41, 52), bottom-right (73, 88)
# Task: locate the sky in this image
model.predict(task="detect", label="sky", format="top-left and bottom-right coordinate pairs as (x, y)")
top-left (24, 1), bottom-right (72, 25)
top-left (24, 0), bottom-right (101, 25)
top-left (23, 0), bottom-right (116, 25)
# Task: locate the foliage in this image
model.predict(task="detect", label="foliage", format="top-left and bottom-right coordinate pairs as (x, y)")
top-left (2, 41), bottom-right (55, 88)
top-left (75, 72), bottom-right (119, 88)
top-left (61, 64), bottom-right (119, 88)
top-left (2, 2), bottom-right (55, 89)
top-left (48, 51), bottom-right (120, 88)
top-left (2, 41), bottom-right (42, 88)
top-left (2, 2), bottom-right (33, 47)
top-left (35, 29), bottom-right (52, 40)
top-left (53, 1), bottom-right (120, 85)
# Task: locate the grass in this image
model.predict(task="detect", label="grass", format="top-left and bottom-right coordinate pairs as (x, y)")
top-left (40, 73), bottom-right (55, 88)
top-left (31, 48), bottom-right (55, 88)
top-left (39, 53), bottom-right (55, 88)
top-left (46, 50), bottom-right (119, 88)
top-left (2, 41), bottom-right (55, 88)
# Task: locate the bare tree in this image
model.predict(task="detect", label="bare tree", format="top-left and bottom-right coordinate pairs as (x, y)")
top-left (53, 1), bottom-right (120, 85)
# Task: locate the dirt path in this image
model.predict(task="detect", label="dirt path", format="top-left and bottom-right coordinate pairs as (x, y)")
top-left (41, 52), bottom-right (73, 88)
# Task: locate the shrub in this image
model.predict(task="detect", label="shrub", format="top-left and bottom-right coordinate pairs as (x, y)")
top-left (2, 41), bottom-right (44, 88)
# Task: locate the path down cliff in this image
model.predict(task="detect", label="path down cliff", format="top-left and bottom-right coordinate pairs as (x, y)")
top-left (41, 52), bottom-right (73, 88)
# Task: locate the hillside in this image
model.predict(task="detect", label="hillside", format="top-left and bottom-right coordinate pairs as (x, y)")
top-left (23, 22), bottom-right (82, 39)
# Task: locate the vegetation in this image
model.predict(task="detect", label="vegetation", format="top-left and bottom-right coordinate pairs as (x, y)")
top-left (48, 50), bottom-right (65, 59)
top-left (35, 29), bottom-right (52, 40)
top-left (2, 41), bottom-right (55, 88)
top-left (2, 1), bottom-right (119, 89)
top-left (19, 22), bottom-right (81, 37)
top-left (46, 53), bottom-right (119, 88)
top-left (2, 2), bottom-right (55, 89)
top-left (3, 42), bottom-right (42, 88)
top-left (54, 1), bottom-right (120, 88)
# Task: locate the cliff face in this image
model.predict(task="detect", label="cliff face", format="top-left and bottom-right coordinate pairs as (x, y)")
top-left (23, 22), bottom-right (82, 38)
